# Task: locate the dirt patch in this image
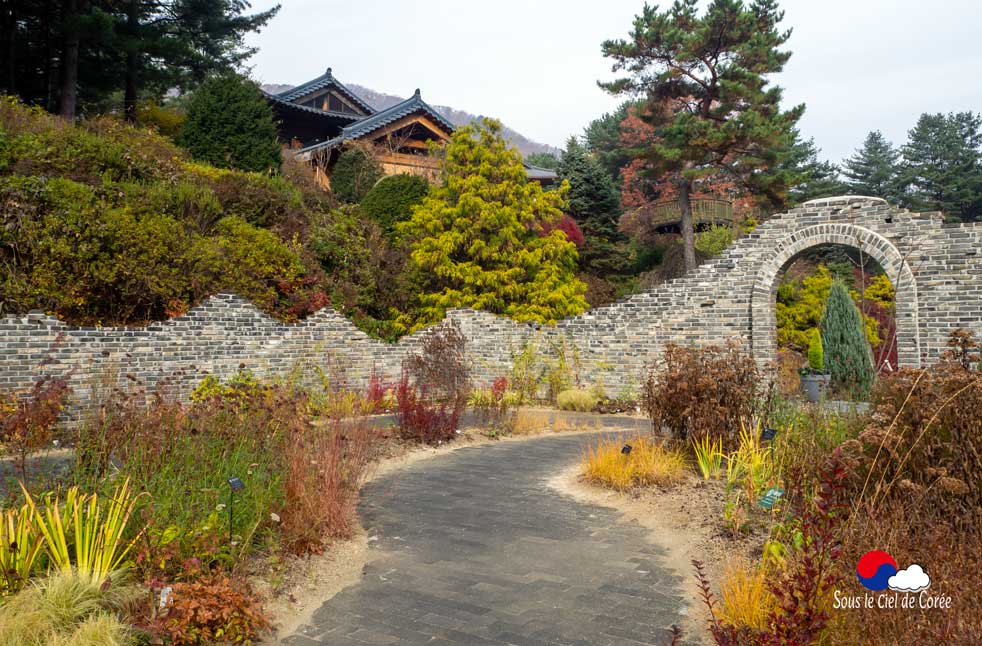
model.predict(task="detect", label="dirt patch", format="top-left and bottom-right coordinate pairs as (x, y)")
top-left (549, 465), bottom-right (763, 642)
top-left (254, 532), bottom-right (368, 643)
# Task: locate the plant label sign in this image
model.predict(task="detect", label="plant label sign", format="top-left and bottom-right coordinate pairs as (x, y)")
top-left (758, 486), bottom-right (784, 510)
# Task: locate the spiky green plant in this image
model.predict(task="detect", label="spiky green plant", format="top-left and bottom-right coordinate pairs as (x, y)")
top-left (691, 435), bottom-right (724, 480)
top-left (21, 479), bottom-right (144, 586)
top-left (821, 281), bottom-right (874, 398)
top-left (0, 503), bottom-right (44, 596)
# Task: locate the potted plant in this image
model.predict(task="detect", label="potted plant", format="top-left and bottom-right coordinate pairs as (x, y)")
top-left (799, 328), bottom-right (830, 403)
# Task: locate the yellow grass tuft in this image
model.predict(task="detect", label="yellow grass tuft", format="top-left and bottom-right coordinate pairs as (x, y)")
top-left (581, 436), bottom-right (687, 491)
top-left (556, 389), bottom-right (598, 412)
top-left (717, 558), bottom-right (776, 631)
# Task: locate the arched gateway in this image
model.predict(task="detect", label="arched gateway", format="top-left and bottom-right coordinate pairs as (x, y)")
top-left (1, 197), bottom-right (980, 409)
top-left (748, 206), bottom-right (921, 369)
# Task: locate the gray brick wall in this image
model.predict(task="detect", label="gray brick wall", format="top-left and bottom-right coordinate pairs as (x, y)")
top-left (1, 198), bottom-right (979, 415)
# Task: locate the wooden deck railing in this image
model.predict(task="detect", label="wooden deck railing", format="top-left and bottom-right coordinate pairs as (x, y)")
top-left (639, 197), bottom-right (737, 229)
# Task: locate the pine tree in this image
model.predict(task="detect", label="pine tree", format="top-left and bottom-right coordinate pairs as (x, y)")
top-left (820, 281), bottom-right (874, 398)
top-left (556, 138), bottom-right (630, 276)
top-left (180, 73), bottom-right (281, 173)
top-left (0, 0), bottom-right (278, 120)
top-left (600, 0), bottom-right (804, 273)
top-left (780, 132), bottom-right (848, 206)
top-left (582, 101), bottom-right (637, 183)
top-left (398, 119), bottom-right (587, 331)
top-left (842, 131), bottom-right (900, 202)
top-left (899, 112), bottom-right (982, 221)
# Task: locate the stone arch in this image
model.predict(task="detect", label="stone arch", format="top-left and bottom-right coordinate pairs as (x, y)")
top-left (750, 222), bottom-right (921, 370)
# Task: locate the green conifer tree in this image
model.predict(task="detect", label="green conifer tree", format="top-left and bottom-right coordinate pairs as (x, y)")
top-left (180, 73), bottom-right (281, 173)
top-left (842, 131), bottom-right (900, 202)
top-left (525, 152), bottom-right (560, 170)
top-left (779, 131), bottom-right (848, 205)
top-left (600, 0), bottom-right (804, 273)
top-left (360, 173), bottom-right (430, 233)
top-left (820, 281), bottom-right (874, 398)
top-left (899, 112), bottom-right (982, 222)
top-left (556, 138), bottom-right (630, 276)
top-left (398, 119), bottom-right (587, 331)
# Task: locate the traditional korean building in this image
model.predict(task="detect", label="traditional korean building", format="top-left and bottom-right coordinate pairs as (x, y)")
top-left (264, 68), bottom-right (556, 187)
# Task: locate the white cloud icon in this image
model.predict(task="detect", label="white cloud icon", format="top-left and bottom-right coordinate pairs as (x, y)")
top-left (888, 564), bottom-right (931, 593)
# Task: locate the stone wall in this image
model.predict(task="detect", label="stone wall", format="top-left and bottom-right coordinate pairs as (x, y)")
top-left (2, 197), bottom-right (980, 415)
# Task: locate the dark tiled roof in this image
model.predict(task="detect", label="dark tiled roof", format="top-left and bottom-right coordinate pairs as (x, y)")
top-left (299, 89), bottom-right (455, 155)
top-left (523, 164), bottom-right (558, 181)
top-left (276, 68), bottom-right (376, 115)
top-left (263, 91), bottom-right (363, 123)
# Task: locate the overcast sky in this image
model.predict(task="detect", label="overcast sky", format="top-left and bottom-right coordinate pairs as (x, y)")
top-left (245, 0), bottom-right (982, 163)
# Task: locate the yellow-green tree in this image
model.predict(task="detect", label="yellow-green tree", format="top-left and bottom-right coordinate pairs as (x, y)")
top-left (399, 119), bottom-right (588, 331)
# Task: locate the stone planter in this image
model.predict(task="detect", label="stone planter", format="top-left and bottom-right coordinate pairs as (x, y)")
top-left (800, 372), bottom-right (831, 403)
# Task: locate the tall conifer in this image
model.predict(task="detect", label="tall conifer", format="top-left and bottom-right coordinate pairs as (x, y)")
top-left (820, 281), bottom-right (874, 398)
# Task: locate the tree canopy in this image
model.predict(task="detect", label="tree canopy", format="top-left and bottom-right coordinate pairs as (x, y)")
top-left (525, 152), bottom-right (559, 170)
top-left (842, 131), bottom-right (900, 202)
top-left (331, 147), bottom-right (383, 204)
top-left (779, 132), bottom-right (848, 206)
top-left (600, 0), bottom-right (804, 273)
top-left (557, 137), bottom-right (630, 278)
top-left (360, 173), bottom-right (430, 233)
top-left (180, 73), bottom-right (281, 173)
top-left (0, 0), bottom-right (278, 119)
top-left (899, 112), bottom-right (982, 221)
top-left (398, 119), bottom-right (587, 331)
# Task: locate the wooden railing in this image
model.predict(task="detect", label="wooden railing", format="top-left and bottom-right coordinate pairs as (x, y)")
top-left (639, 197), bottom-right (737, 229)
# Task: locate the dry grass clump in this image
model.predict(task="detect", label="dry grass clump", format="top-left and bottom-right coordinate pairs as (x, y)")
top-left (0, 569), bottom-right (138, 646)
top-left (717, 559), bottom-right (776, 632)
top-left (556, 388), bottom-right (598, 412)
top-left (582, 436), bottom-right (686, 491)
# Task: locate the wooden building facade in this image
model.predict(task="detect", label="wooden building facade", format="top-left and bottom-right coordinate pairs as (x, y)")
top-left (265, 68), bottom-right (555, 187)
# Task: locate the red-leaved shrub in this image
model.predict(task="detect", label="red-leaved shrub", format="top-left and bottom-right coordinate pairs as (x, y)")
top-left (155, 573), bottom-right (269, 645)
top-left (0, 374), bottom-right (70, 479)
top-left (279, 418), bottom-right (378, 554)
top-left (395, 372), bottom-right (460, 445)
top-left (643, 342), bottom-right (761, 449)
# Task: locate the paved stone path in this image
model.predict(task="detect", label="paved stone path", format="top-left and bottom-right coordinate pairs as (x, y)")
top-left (283, 432), bottom-right (690, 646)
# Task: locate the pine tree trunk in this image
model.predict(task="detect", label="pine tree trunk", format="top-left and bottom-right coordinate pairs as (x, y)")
top-left (58, 0), bottom-right (80, 120)
top-left (1, 2), bottom-right (16, 93)
top-left (123, 1), bottom-right (138, 122)
top-left (677, 179), bottom-right (697, 273)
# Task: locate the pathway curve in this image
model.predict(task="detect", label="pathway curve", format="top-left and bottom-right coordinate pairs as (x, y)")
top-left (283, 431), bottom-right (690, 646)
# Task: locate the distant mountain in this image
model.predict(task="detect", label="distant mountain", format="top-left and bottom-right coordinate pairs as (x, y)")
top-left (262, 83), bottom-right (559, 158)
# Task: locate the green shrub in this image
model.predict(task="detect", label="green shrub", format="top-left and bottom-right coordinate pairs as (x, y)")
top-left (136, 100), bottom-right (186, 140)
top-left (330, 146), bottom-right (382, 204)
top-left (806, 328), bottom-right (824, 371)
top-left (179, 73), bottom-right (281, 173)
top-left (0, 175), bottom-right (325, 324)
top-left (556, 388), bottom-right (598, 412)
top-left (360, 173), bottom-right (429, 232)
top-left (820, 281), bottom-right (874, 397)
top-left (695, 224), bottom-right (735, 256)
